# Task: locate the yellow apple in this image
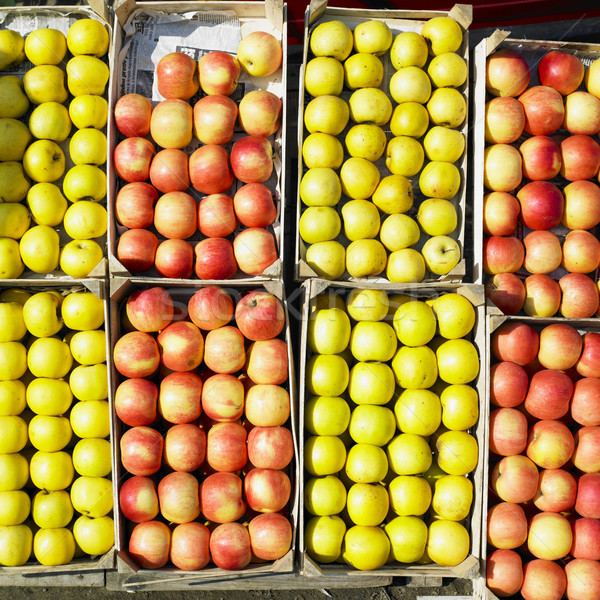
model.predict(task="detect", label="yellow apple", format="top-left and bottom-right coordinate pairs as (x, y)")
top-left (390, 31), bottom-right (428, 69)
top-left (345, 124), bottom-right (386, 162)
top-left (22, 291), bottom-right (62, 338)
top-left (28, 415), bottom-right (72, 452)
top-left (34, 527), bottom-right (75, 566)
top-left (353, 20), bottom-right (392, 56)
top-left (23, 139), bottom-right (65, 183)
top-left (63, 201), bottom-right (107, 240)
top-left (27, 182), bottom-right (68, 227)
top-left (22, 65), bottom-right (67, 104)
top-left (419, 161), bottom-right (461, 199)
top-left (426, 519), bottom-right (470, 567)
top-left (387, 433), bottom-right (432, 475)
top-left (340, 157), bottom-right (380, 199)
top-left (19, 225), bottom-right (60, 274)
top-left (341, 199), bottom-right (380, 241)
top-left (345, 443), bottom-right (388, 483)
top-left (0, 118), bottom-right (31, 162)
top-left (27, 337), bottom-right (72, 379)
top-left (305, 241), bottom-right (346, 280)
top-left (346, 239), bottom-right (387, 278)
top-left (26, 378), bottom-right (73, 416)
top-left (59, 239), bottom-right (104, 278)
top-left (440, 384), bottom-right (479, 431)
top-left (348, 87), bottom-right (392, 125)
top-left (380, 214), bottom-right (420, 252)
top-left (310, 20), bottom-right (353, 60)
top-left (344, 53), bottom-right (384, 90)
top-left (385, 516), bottom-right (428, 563)
top-left (348, 361), bottom-right (395, 406)
top-left (349, 404), bottom-right (395, 445)
top-left (0, 162), bottom-right (30, 204)
top-left (389, 66), bottom-right (431, 104)
top-left (24, 28), bottom-right (66, 66)
top-left (304, 435), bottom-right (346, 476)
top-left (302, 132), bottom-right (344, 170)
top-left (389, 474), bottom-right (432, 516)
top-left (30, 450), bottom-right (74, 491)
top-left (300, 167), bottom-right (341, 207)
top-left (72, 438), bottom-right (111, 478)
top-left (306, 354), bottom-right (349, 397)
top-left (394, 389), bottom-right (441, 436)
top-left (417, 198), bottom-right (458, 237)
top-left (0, 415), bottom-right (26, 454)
top-left (0, 524), bottom-right (32, 566)
top-left (304, 95), bottom-right (349, 135)
top-left (372, 174), bottom-right (413, 215)
top-left (308, 308), bottom-right (351, 355)
top-left (432, 474), bottom-right (472, 521)
top-left (346, 288), bottom-right (389, 322)
top-left (350, 321), bottom-right (396, 362)
top-left (61, 291), bottom-right (104, 331)
top-left (421, 17), bottom-right (463, 56)
top-left (428, 52), bottom-right (468, 88)
top-left (69, 94), bottom-right (108, 129)
top-left (69, 364), bottom-right (108, 402)
top-left (304, 57), bottom-right (344, 97)
top-left (391, 101), bottom-right (429, 138)
top-left (70, 475), bottom-right (113, 518)
top-left (436, 339), bottom-right (479, 384)
top-left (0, 202), bottom-right (29, 242)
top-left (32, 490), bottom-right (74, 529)
top-left (62, 164), bottom-right (106, 202)
top-left (69, 399), bottom-right (109, 439)
top-left (69, 329), bottom-right (106, 365)
top-left (67, 18), bottom-right (109, 57)
top-left (0, 380), bottom-right (26, 416)
top-left (0, 341), bottom-right (27, 381)
top-left (391, 345), bottom-right (438, 389)
top-left (423, 126), bottom-right (465, 163)
top-left (0, 239), bottom-right (23, 279)
top-left (435, 430), bottom-right (478, 475)
top-left (0, 289), bottom-right (30, 305)
top-left (0, 302), bottom-right (26, 342)
top-left (346, 482), bottom-right (389, 526)
top-left (386, 135), bottom-right (424, 178)
top-left (305, 515), bottom-right (346, 563)
top-left (427, 87), bottom-right (467, 128)
top-left (0, 30), bottom-right (24, 71)
top-left (305, 396), bottom-right (350, 437)
top-left (0, 490), bottom-right (30, 526)
top-left (0, 453), bottom-right (28, 491)
top-left (432, 293), bottom-right (475, 339)
top-left (299, 206), bottom-right (341, 245)
top-left (69, 128), bottom-right (107, 166)
top-left (0, 75), bottom-right (29, 118)
top-left (73, 514), bottom-right (114, 556)
top-left (422, 235), bottom-right (461, 276)
top-left (342, 525), bottom-right (390, 571)
top-left (29, 102), bottom-right (71, 142)
top-left (393, 300), bottom-right (436, 346)
top-left (66, 55), bottom-right (109, 96)
top-left (386, 248), bottom-right (426, 283)
top-left (305, 475), bottom-right (346, 516)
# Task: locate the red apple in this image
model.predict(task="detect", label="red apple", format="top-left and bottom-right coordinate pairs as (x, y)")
top-left (114, 93), bottom-right (152, 138)
top-left (572, 426), bottom-right (600, 473)
top-left (566, 558), bottom-right (600, 600)
top-left (114, 137), bottom-right (155, 183)
top-left (238, 90), bottom-right (282, 138)
top-left (577, 333), bottom-right (600, 378)
top-left (538, 323), bottom-right (582, 371)
top-left (201, 373), bottom-right (244, 422)
top-left (154, 239), bottom-right (194, 279)
top-left (483, 236), bottom-right (524, 275)
top-left (115, 378), bottom-right (158, 427)
top-left (120, 426), bottom-right (164, 476)
top-left (116, 229), bottom-right (159, 274)
top-left (126, 287), bottom-right (174, 333)
top-left (203, 326), bottom-right (246, 374)
top-left (119, 476), bottom-right (159, 523)
top-left (524, 369), bottom-right (573, 420)
top-left (538, 50), bottom-right (585, 95)
top-left (491, 321), bottom-right (539, 366)
top-left (248, 513), bottom-right (292, 561)
top-left (486, 48), bottom-right (531, 97)
top-left (233, 227), bottom-right (278, 276)
top-left (571, 377), bottom-right (600, 425)
top-left (194, 237), bottom-right (238, 280)
top-left (571, 518), bottom-right (600, 560)
top-left (129, 521), bottom-right (170, 569)
top-left (114, 331), bottom-right (160, 378)
top-left (560, 134), bottom-right (600, 181)
top-left (526, 419), bottom-right (574, 470)
top-left (527, 511), bottom-right (573, 560)
top-left (198, 51), bottom-right (240, 96)
top-left (206, 421), bottom-right (247, 472)
top-left (150, 98), bottom-right (193, 150)
top-left (559, 273), bottom-right (599, 319)
top-left (247, 426), bottom-right (294, 470)
top-left (189, 144), bottom-right (233, 195)
top-left (244, 468), bottom-right (291, 513)
top-left (489, 406), bottom-right (528, 456)
top-left (197, 193), bottom-right (236, 238)
top-left (193, 94), bottom-right (238, 145)
top-left (163, 423), bottom-right (206, 472)
top-left (490, 361), bottom-right (529, 408)
top-left (523, 230), bottom-right (562, 275)
top-left (158, 371), bottom-right (203, 424)
top-left (519, 135), bottom-right (561, 181)
top-left (484, 96), bottom-right (526, 144)
top-left (517, 181), bottom-right (564, 230)
top-left (199, 472), bottom-right (245, 523)
top-left (246, 339), bottom-right (288, 385)
top-left (487, 501), bottom-right (528, 549)
top-left (564, 91), bottom-right (600, 135)
top-left (518, 85), bottom-right (564, 135)
top-left (115, 182), bottom-right (158, 229)
top-left (523, 274), bottom-right (561, 318)
top-left (154, 191), bottom-right (197, 240)
top-left (576, 473), bottom-right (600, 518)
top-left (245, 384), bottom-right (290, 427)
top-left (230, 135), bottom-right (273, 184)
top-left (156, 52), bottom-right (199, 100)
top-left (482, 191), bottom-right (520, 236)
top-left (563, 180), bottom-right (600, 230)
top-left (188, 287), bottom-right (234, 331)
top-left (521, 559), bottom-right (566, 600)
top-left (233, 183), bottom-right (277, 228)
top-left (170, 522), bottom-right (210, 571)
top-left (486, 548), bottom-right (523, 598)
top-left (563, 230), bottom-right (600, 274)
top-left (533, 468), bottom-right (577, 513)
top-left (491, 454), bottom-right (539, 503)
top-left (158, 471), bottom-right (200, 524)
top-left (149, 148), bottom-right (190, 194)
top-left (483, 143), bottom-right (523, 192)
top-left (157, 321), bottom-right (204, 372)
top-left (235, 291), bottom-right (285, 342)
top-left (209, 522), bottom-right (251, 571)
top-left (485, 273), bottom-right (526, 315)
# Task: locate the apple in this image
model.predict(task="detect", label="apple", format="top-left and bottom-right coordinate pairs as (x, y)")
top-left (485, 273), bottom-right (526, 315)
top-left (528, 511), bottom-right (573, 560)
top-left (233, 228), bottom-right (278, 276)
top-left (486, 548), bottom-right (523, 598)
top-left (523, 230), bottom-right (562, 275)
top-left (248, 513), bottom-right (292, 561)
top-left (487, 501), bottom-right (528, 549)
top-left (560, 134), bottom-right (600, 181)
top-left (491, 454), bottom-right (539, 503)
top-left (128, 520), bottom-right (170, 569)
top-left (120, 426), bottom-right (164, 476)
top-left (538, 50), bottom-right (585, 95)
top-left (527, 419), bottom-right (575, 469)
top-left (237, 31), bottom-right (282, 77)
top-left (563, 91), bottom-right (600, 135)
top-left (201, 373), bottom-right (244, 422)
top-left (194, 238), bottom-right (237, 280)
top-left (115, 182), bottom-right (158, 229)
top-left (524, 369), bottom-right (572, 420)
top-left (246, 339), bottom-right (288, 385)
top-left (566, 558), bottom-right (600, 600)
top-left (571, 377), bottom-right (600, 426)
top-left (247, 426), bottom-right (294, 470)
top-left (199, 472), bottom-right (245, 523)
top-left (485, 96), bottom-right (525, 144)
top-left (149, 148), bottom-right (190, 194)
top-left (572, 426), bottom-right (600, 473)
top-left (163, 423), bottom-right (206, 472)
top-left (188, 287), bottom-right (234, 331)
top-left (230, 135), bottom-right (273, 184)
top-left (519, 135), bottom-right (561, 181)
top-left (577, 333), bottom-right (600, 378)
top-left (563, 180), bottom-right (600, 230)
top-left (483, 143), bottom-right (522, 192)
top-left (571, 518), bottom-right (600, 560)
top-left (533, 468), bottom-right (577, 513)
top-left (519, 85), bottom-right (564, 135)
top-left (189, 144), bottom-right (233, 195)
top-left (158, 371), bottom-right (203, 424)
top-left (197, 193), bottom-right (236, 238)
top-left (156, 52), bottom-right (199, 100)
top-left (492, 321), bottom-right (539, 366)
top-left (154, 191), bottom-right (197, 240)
top-left (245, 384), bottom-right (290, 427)
top-left (198, 51), bottom-right (240, 96)
top-left (209, 522), bottom-right (251, 571)
top-left (117, 229), bottom-right (159, 273)
top-left (154, 239), bottom-right (194, 279)
top-left (119, 476), bottom-right (159, 523)
top-left (192, 94), bottom-right (237, 146)
top-left (115, 378), bottom-right (158, 427)
top-left (126, 287), bottom-right (173, 333)
top-left (113, 137), bottom-right (155, 183)
top-left (521, 559), bottom-right (566, 600)
top-left (150, 98), bottom-right (193, 149)
top-left (486, 48), bottom-right (530, 97)
top-left (114, 93), bottom-right (152, 137)
top-left (113, 331), bottom-right (160, 378)
top-left (238, 90), bottom-right (282, 138)
top-left (559, 273), bottom-right (599, 318)
top-left (206, 422), bottom-right (247, 472)
top-left (562, 229), bottom-right (600, 274)
top-left (576, 473), bottom-right (600, 518)
top-left (233, 183), bottom-right (277, 229)
top-left (483, 191), bottom-right (520, 236)
top-left (244, 468), bottom-right (291, 513)
top-left (235, 291), bottom-right (284, 342)
top-left (203, 326), bottom-right (245, 374)
top-left (537, 323), bottom-right (582, 372)
top-left (158, 471), bottom-right (200, 524)
top-left (483, 236), bottom-right (524, 274)
top-left (490, 361), bottom-right (528, 408)
top-left (170, 522), bottom-right (210, 571)
top-left (523, 274), bottom-right (561, 318)
top-left (489, 407), bottom-right (528, 456)
top-left (517, 181), bottom-right (564, 230)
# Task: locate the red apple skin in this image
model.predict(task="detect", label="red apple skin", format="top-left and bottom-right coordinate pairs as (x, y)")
top-left (126, 287), bottom-right (174, 333)
top-left (233, 227), bottom-right (278, 276)
top-left (117, 229), bottom-right (159, 274)
top-left (149, 148), bottom-right (190, 194)
top-left (194, 237), bottom-right (238, 281)
top-left (156, 52), bottom-right (199, 100)
top-left (233, 183), bottom-right (277, 229)
top-left (490, 361), bottom-right (529, 408)
top-left (244, 468), bottom-right (291, 513)
top-left (572, 426), bottom-right (600, 473)
top-left (115, 378), bottom-right (158, 427)
top-left (486, 548), bottom-right (524, 598)
top-left (559, 273), bottom-right (600, 319)
top-left (483, 236), bottom-right (524, 275)
top-left (154, 239), bottom-right (194, 279)
top-left (163, 423), bottom-right (206, 472)
top-left (248, 513), bottom-right (292, 561)
top-left (489, 406), bottom-right (528, 455)
top-left (158, 471), bottom-right (200, 524)
top-left (482, 191), bottom-right (520, 237)
top-left (203, 326), bottom-right (246, 374)
top-left (199, 472), bottom-right (245, 523)
top-left (193, 95), bottom-right (238, 145)
top-left (209, 522), bottom-right (251, 571)
top-left (562, 230), bottom-right (600, 274)
top-left (523, 274), bottom-right (561, 318)
top-left (170, 522), bottom-right (210, 571)
top-left (491, 321), bottom-right (539, 366)
top-left (571, 377), bottom-right (600, 426)
top-left (188, 287), bottom-right (234, 331)
top-left (484, 143), bottom-right (523, 192)
top-left (198, 51), bottom-right (240, 96)
top-left (521, 559), bottom-right (566, 600)
top-left (519, 135), bottom-right (561, 181)
top-left (247, 426), bottom-right (294, 470)
top-left (189, 144), bottom-right (234, 195)
top-left (517, 181), bottom-right (564, 230)
top-left (238, 90), bottom-right (282, 138)
top-left (518, 85), bottom-right (565, 136)
top-left (235, 291), bottom-right (285, 342)
top-left (538, 50), bottom-right (585, 95)
top-left (120, 426), bottom-right (164, 476)
top-left (201, 373), bottom-right (244, 422)
top-left (197, 194), bottom-right (237, 238)
top-left (523, 230), bottom-right (562, 275)
top-left (532, 468), bottom-right (577, 513)
top-left (115, 182), bottom-right (158, 229)
top-left (114, 93), bottom-right (152, 138)
top-left (114, 137), bottom-right (155, 183)
top-left (524, 370), bottom-right (573, 420)
top-left (487, 501), bottom-right (528, 549)
top-left (527, 511), bottom-right (573, 561)
top-left (157, 321), bottom-right (204, 372)
top-left (563, 180), bottom-right (600, 230)
top-left (566, 558), bottom-right (600, 600)
top-left (119, 476), bottom-right (159, 523)
top-left (129, 521), bottom-right (171, 569)
top-left (560, 134), bottom-right (600, 181)
top-left (150, 98), bottom-right (193, 150)
top-left (486, 48), bottom-right (531, 97)
top-left (491, 454), bottom-right (539, 503)
top-left (563, 91), bottom-right (600, 135)
top-left (158, 371), bottom-right (203, 424)
top-left (577, 333), bottom-right (600, 378)
top-left (246, 339), bottom-right (288, 385)
top-left (538, 323), bottom-right (582, 371)
top-left (114, 331), bottom-right (160, 378)
top-left (571, 518), bottom-right (600, 560)
top-left (485, 96), bottom-right (526, 144)
top-left (245, 384), bottom-right (290, 427)
top-left (526, 419), bottom-right (575, 470)
top-left (230, 135), bottom-right (273, 184)
top-left (206, 421), bottom-right (247, 472)
top-left (153, 191), bottom-right (197, 240)
top-left (485, 273), bottom-right (526, 315)
top-left (576, 473), bottom-right (600, 518)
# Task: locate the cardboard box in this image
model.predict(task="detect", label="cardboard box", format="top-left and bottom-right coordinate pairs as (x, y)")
top-left (297, 278), bottom-right (486, 579)
top-left (295, 2), bottom-right (472, 285)
top-left (107, 0), bottom-right (287, 284)
top-left (109, 277), bottom-right (299, 584)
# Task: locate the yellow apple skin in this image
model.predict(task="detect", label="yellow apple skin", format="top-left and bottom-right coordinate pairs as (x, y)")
top-left (22, 65), bottom-right (68, 105)
top-left (350, 321), bottom-right (397, 362)
top-left (386, 136), bottom-right (424, 178)
top-left (387, 433), bottom-right (432, 475)
top-left (436, 339), bottom-right (479, 384)
top-left (419, 161), bottom-right (461, 200)
top-left (302, 132), bottom-right (344, 170)
top-left (421, 17), bottom-right (463, 56)
top-left (0, 380), bottom-right (26, 415)
top-left (386, 248), bottom-right (426, 283)
top-left (390, 31), bottom-right (428, 69)
top-left (27, 337), bottom-right (72, 379)
top-left (59, 240), bottom-right (104, 278)
top-left (348, 361), bottom-right (396, 406)
top-left (344, 53), bottom-right (384, 90)
top-left (67, 18), bottom-right (109, 57)
top-left (62, 164), bottom-right (107, 202)
top-left (304, 95), bottom-right (349, 136)
top-left (0, 76), bottom-right (29, 118)
top-left (25, 28), bottom-right (66, 66)
top-left (389, 66), bottom-right (431, 104)
top-left (346, 288), bottom-right (389, 322)
top-left (69, 364), bottom-right (108, 402)
top-left (72, 438), bottom-right (111, 478)
top-left (426, 519), bottom-right (470, 567)
top-left (26, 378), bottom-right (73, 416)
top-left (69, 95), bottom-right (108, 129)
top-left (345, 443), bottom-right (388, 484)
top-left (342, 199), bottom-right (380, 241)
top-left (394, 389), bottom-right (441, 436)
top-left (0, 30), bottom-right (25, 71)
top-left (0, 162), bottom-right (31, 204)
top-left (435, 430), bottom-right (478, 475)
top-left (28, 415), bottom-right (72, 452)
top-left (432, 474), bottom-right (473, 521)
top-left (306, 515), bottom-right (346, 563)
top-left (308, 308), bottom-right (350, 355)
top-left (348, 87), bottom-right (392, 126)
top-left (346, 239), bottom-right (387, 278)
top-left (30, 450), bottom-right (74, 491)
top-left (32, 490), bottom-right (74, 529)
top-left (29, 102), bottom-right (71, 143)
top-left (0, 341), bottom-right (27, 381)
top-left (299, 206), bottom-right (341, 245)
top-left (345, 124), bottom-right (386, 162)
top-left (424, 126), bottom-right (465, 163)
top-left (0, 453), bottom-right (28, 491)
top-left (433, 293), bottom-right (476, 339)
top-left (0, 524), bottom-right (32, 566)
top-left (353, 20), bottom-right (392, 56)
top-left (305, 475), bottom-right (346, 516)
top-left (305, 396), bottom-right (350, 437)
top-left (342, 525), bottom-right (390, 570)
top-left (63, 201), bottom-right (107, 240)
top-left (391, 102), bottom-right (429, 138)
top-left (417, 198), bottom-right (458, 236)
top-left (33, 527), bottom-right (75, 566)
top-left (69, 128), bottom-right (107, 166)
top-left (386, 516), bottom-right (428, 563)
top-left (305, 241), bottom-right (345, 280)
top-left (69, 329), bottom-right (106, 365)
top-left (70, 399), bottom-right (109, 439)
top-left (23, 139), bottom-right (65, 183)
top-left (349, 405), bottom-right (395, 446)
top-left (27, 182), bottom-right (67, 227)
top-left (440, 384), bottom-right (478, 431)
top-left (0, 204), bottom-right (30, 241)
top-left (300, 167), bottom-right (342, 207)
top-left (427, 87), bottom-right (467, 128)
top-left (310, 20), bottom-right (353, 61)
top-left (304, 435), bottom-right (346, 476)
top-left (428, 52), bottom-right (468, 88)
top-left (0, 415), bottom-right (27, 453)
top-left (392, 345), bottom-right (437, 389)
top-left (346, 482), bottom-right (389, 526)
top-left (73, 514), bottom-right (114, 556)
top-left (389, 475), bottom-right (432, 516)
top-left (306, 354), bottom-right (349, 397)
top-left (0, 117), bottom-right (32, 161)
top-left (0, 302), bottom-right (26, 343)
top-left (305, 57), bottom-right (344, 97)
top-left (380, 214), bottom-right (420, 252)
top-left (0, 490), bottom-right (30, 526)
top-left (373, 174), bottom-right (413, 214)
top-left (340, 157), bottom-right (380, 199)
top-left (66, 56), bottom-right (109, 97)
top-left (70, 475), bottom-right (113, 518)
top-left (393, 300), bottom-right (436, 346)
